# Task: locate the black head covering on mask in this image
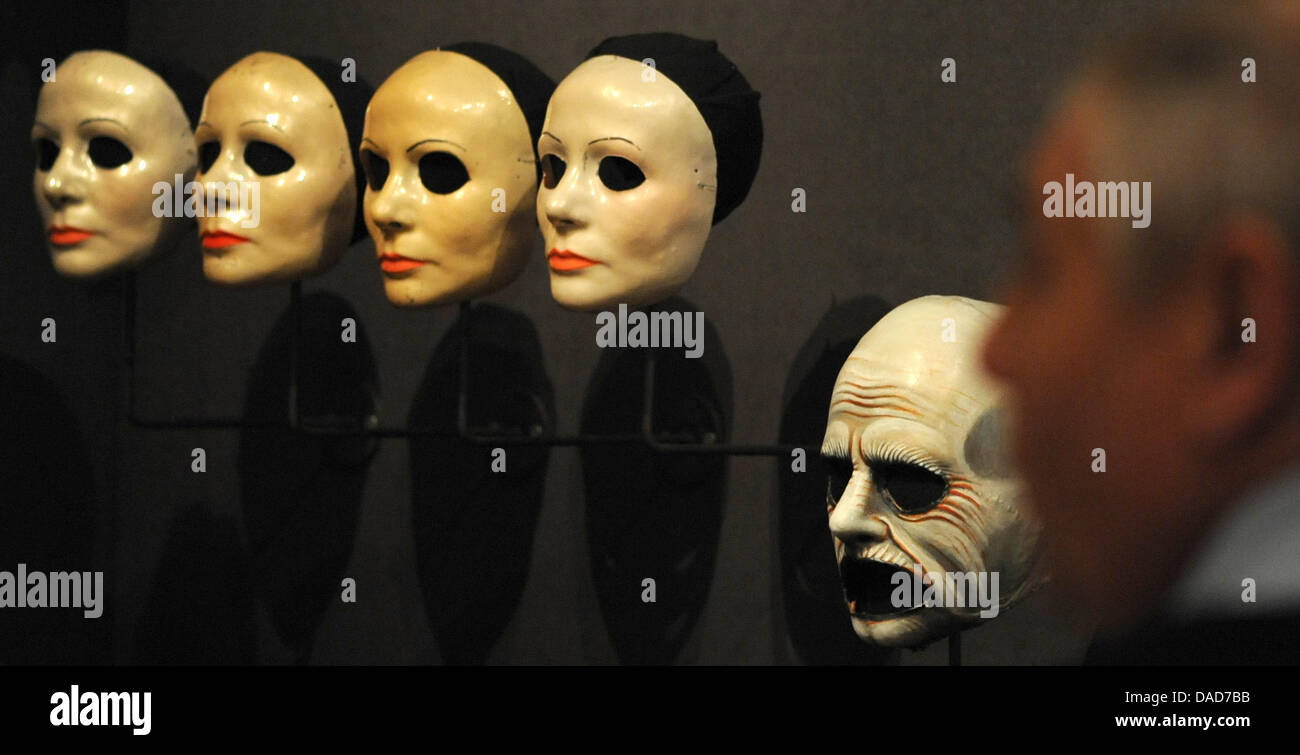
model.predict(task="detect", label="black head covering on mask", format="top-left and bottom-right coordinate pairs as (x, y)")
top-left (440, 42), bottom-right (557, 183)
top-left (584, 33), bottom-right (762, 225)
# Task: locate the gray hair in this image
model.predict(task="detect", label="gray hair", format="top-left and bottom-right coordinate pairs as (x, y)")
top-left (1075, 2), bottom-right (1300, 295)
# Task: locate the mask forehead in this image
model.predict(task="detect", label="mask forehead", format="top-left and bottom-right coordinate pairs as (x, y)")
top-left (37, 52), bottom-right (184, 137)
top-left (545, 55), bottom-right (713, 163)
top-left (828, 358), bottom-right (986, 448)
top-left (202, 53), bottom-right (344, 145)
top-left (827, 298), bottom-right (1004, 450)
top-left (365, 50), bottom-right (531, 162)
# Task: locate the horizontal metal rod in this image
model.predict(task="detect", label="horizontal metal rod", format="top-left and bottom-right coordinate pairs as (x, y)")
top-left (127, 414), bottom-right (284, 431)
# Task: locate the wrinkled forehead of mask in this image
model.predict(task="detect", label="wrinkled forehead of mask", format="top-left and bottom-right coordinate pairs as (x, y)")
top-left (583, 32), bottom-right (762, 224)
top-left (836, 295), bottom-right (1011, 463)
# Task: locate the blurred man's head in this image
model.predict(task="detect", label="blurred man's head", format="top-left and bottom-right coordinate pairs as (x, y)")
top-left (982, 1), bottom-right (1300, 629)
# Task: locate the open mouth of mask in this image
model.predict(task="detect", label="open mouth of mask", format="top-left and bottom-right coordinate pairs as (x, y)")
top-left (840, 556), bottom-right (917, 617)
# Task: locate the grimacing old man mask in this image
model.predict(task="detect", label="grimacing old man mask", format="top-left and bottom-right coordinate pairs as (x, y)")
top-left (821, 296), bottom-right (1043, 648)
top-left (361, 45), bottom-right (554, 307)
top-left (196, 52), bottom-right (359, 286)
top-left (537, 33), bottom-right (762, 311)
top-left (32, 51), bottom-right (196, 279)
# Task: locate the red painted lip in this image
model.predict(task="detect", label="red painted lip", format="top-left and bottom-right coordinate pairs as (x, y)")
top-left (379, 252), bottom-right (427, 274)
top-left (201, 230), bottom-right (251, 250)
top-left (548, 248), bottom-right (599, 272)
top-left (49, 226), bottom-right (94, 246)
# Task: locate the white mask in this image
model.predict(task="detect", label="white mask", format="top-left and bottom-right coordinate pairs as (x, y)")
top-left (536, 55), bottom-right (717, 311)
top-left (361, 50), bottom-right (539, 307)
top-left (821, 296), bottom-right (1042, 648)
top-left (196, 52), bottom-right (357, 286)
top-left (32, 51), bottom-right (196, 279)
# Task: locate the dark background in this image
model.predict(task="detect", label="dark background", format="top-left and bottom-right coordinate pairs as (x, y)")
top-left (0, 0), bottom-right (1191, 665)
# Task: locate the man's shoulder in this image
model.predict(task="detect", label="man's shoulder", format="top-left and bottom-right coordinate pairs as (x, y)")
top-left (1087, 463), bottom-right (1300, 666)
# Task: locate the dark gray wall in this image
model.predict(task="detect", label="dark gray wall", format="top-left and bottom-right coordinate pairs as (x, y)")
top-left (1, 0), bottom-right (1196, 664)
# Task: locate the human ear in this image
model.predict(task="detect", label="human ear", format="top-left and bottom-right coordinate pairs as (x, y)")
top-left (1179, 213), bottom-right (1299, 445)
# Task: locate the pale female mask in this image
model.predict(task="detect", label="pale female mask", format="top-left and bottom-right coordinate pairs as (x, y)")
top-left (32, 51), bottom-right (196, 279)
top-left (361, 48), bottom-right (549, 307)
top-left (536, 34), bottom-right (761, 311)
top-left (195, 52), bottom-right (359, 286)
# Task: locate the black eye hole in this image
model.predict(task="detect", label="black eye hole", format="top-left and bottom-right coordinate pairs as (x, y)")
top-left (872, 462), bottom-right (948, 515)
top-left (419, 151), bottom-right (468, 194)
top-left (88, 136), bottom-right (132, 169)
top-left (198, 141), bottom-right (220, 173)
top-left (825, 456), bottom-right (853, 509)
top-left (244, 140), bottom-right (295, 176)
top-left (598, 155), bottom-right (644, 191)
top-left (540, 154), bottom-right (565, 189)
top-left (361, 150), bottom-right (389, 191)
top-left (35, 138), bottom-right (59, 171)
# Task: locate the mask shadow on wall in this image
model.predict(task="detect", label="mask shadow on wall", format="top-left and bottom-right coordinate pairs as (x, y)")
top-left (777, 295), bottom-right (896, 665)
top-left (408, 303), bottom-right (553, 665)
top-left (580, 297), bottom-right (731, 664)
top-left (238, 292), bottom-right (377, 662)
top-left (135, 502), bottom-right (256, 663)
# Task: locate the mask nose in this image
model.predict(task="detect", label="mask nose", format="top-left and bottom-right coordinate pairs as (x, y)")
top-left (540, 164), bottom-right (589, 234)
top-left (367, 172), bottom-right (416, 234)
top-left (828, 470), bottom-right (890, 552)
top-left (41, 147), bottom-right (88, 211)
top-left (198, 144), bottom-right (236, 183)
top-left (197, 146), bottom-right (251, 217)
